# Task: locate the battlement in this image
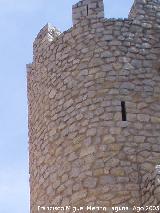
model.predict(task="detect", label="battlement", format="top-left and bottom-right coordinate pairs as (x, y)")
top-left (33, 23), bottom-right (61, 60)
top-left (28, 0), bottom-right (160, 212)
top-left (129, 0), bottom-right (160, 24)
top-left (33, 0), bottom-right (160, 59)
top-left (72, 0), bottom-right (104, 25)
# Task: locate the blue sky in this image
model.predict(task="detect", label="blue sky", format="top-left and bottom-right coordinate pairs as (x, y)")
top-left (0, 0), bottom-right (133, 212)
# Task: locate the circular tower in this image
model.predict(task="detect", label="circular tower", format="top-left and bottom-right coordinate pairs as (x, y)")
top-left (27, 0), bottom-right (160, 212)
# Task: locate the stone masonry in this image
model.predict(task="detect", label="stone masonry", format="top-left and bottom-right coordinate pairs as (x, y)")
top-left (141, 165), bottom-right (160, 211)
top-left (27, 0), bottom-right (160, 212)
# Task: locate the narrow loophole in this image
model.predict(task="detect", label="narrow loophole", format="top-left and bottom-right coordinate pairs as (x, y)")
top-left (121, 101), bottom-right (127, 121)
top-left (87, 4), bottom-right (89, 16)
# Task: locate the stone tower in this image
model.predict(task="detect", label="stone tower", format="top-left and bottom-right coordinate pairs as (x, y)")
top-left (27, 0), bottom-right (160, 212)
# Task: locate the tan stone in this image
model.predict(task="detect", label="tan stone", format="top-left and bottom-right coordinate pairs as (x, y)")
top-left (151, 116), bottom-right (160, 123)
top-left (80, 146), bottom-right (96, 157)
top-left (83, 177), bottom-right (97, 188)
top-left (93, 169), bottom-right (104, 176)
top-left (71, 190), bottom-right (87, 203)
top-left (137, 114), bottom-right (150, 122)
top-left (49, 89), bottom-right (56, 99)
top-left (110, 167), bottom-right (125, 176)
top-left (108, 143), bottom-right (123, 151)
top-left (28, 0), bottom-right (160, 211)
top-left (134, 136), bottom-right (146, 143)
top-left (103, 135), bottom-right (115, 144)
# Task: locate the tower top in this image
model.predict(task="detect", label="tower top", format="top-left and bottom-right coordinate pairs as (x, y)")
top-left (129, 0), bottom-right (160, 24)
top-left (72, 0), bottom-right (104, 25)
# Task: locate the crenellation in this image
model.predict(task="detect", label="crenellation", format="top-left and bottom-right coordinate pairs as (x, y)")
top-left (129, 0), bottom-right (160, 28)
top-left (72, 0), bottom-right (104, 25)
top-left (33, 23), bottom-right (61, 61)
top-left (28, 0), bottom-right (160, 212)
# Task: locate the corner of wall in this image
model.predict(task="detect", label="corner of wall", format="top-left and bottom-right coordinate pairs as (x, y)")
top-left (33, 23), bottom-right (61, 61)
top-left (26, 63), bottom-right (33, 73)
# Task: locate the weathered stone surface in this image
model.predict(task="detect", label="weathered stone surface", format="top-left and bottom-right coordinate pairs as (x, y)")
top-left (71, 190), bottom-right (87, 203)
top-left (103, 135), bottom-right (115, 143)
top-left (100, 175), bottom-right (115, 184)
top-left (28, 0), bottom-right (160, 212)
top-left (110, 167), bottom-right (125, 176)
top-left (80, 146), bottom-right (96, 157)
top-left (141, 165), bottom-right (160, 208)
top-left (83, 177), bottom-right (97, 188)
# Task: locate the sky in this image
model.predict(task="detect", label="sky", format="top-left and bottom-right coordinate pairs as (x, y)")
top-left (0, 0), bottom-right (133, 212)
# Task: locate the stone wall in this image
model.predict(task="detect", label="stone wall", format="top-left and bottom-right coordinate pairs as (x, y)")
top-left (140, 165), bottom-right (160, 212)
top-left (72, 0), bottom-right (104, 25)
top-left (27, 0), bottom-right (160, 212)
